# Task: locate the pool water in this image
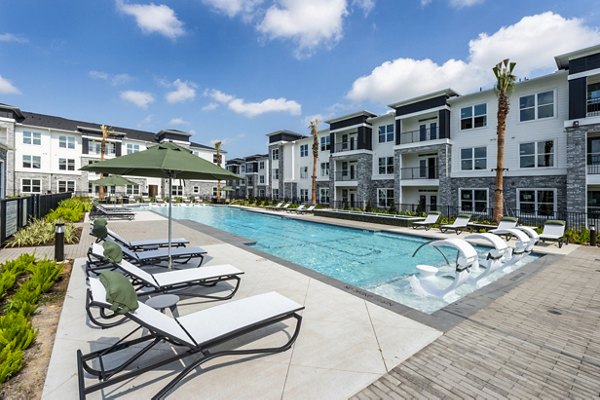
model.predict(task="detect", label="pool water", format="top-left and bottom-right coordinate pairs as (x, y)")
top-left (149, 205), bottom-right (539, 314)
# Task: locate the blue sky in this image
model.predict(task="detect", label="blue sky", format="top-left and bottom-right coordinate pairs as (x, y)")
top-left (1, 0), bottom-right (600, 158)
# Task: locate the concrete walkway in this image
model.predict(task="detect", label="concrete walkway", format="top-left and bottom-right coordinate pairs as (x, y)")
top-left (353, 245), bottom-right (600, 399)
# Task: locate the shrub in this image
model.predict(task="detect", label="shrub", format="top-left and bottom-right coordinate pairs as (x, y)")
top-left (6, 219), bottom-right (78, 248)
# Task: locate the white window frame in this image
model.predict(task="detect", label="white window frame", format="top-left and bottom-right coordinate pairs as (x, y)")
top-left (23, 131), bottom-right (41, 145)
top-left (273, 168), bottom-right (279, 180)
top-left (58, 158), bottom-right (75, 171)
top-left (319, 188), bottom-right (329, 204)
top-left (259, 175), bottom-right (265, 184)
top-left (460, 147), bottom-right (487, 171)
top-left (377, 188), bottom-right (394, 208)
top-left (320, 162), bottom-right (329, 177)
top-left (57, 180), bottom-right (76, 193)
top-left (517, 188), bottom-right (557, 217)
top-left (519, 140), bottom-right (555, 169)
top-left (519, 90), bottom-right (555, 122)
top-left (126, 184), bottom-right (140, 195)
top-left (320, 136), bottom-right (330, 151)
top-left (272, 188), bottom-right (279, 199)
top-left (460, 103), bottom-right (487, 130)
top-left (23, 155), bottom-right (41, 169)
top-left (300, 144), bottom-right (308, 157)
top-left (59, 135), bottom-right (75, 149)
top-left (259, 161), bottom-right (265, 170)
top-left (126, 143), bottom-right (140, 154)
top-left (193, 186), bottom-right (200, 194)
top-left (459, 188), bottom-right (488, 213)
top-left (378, 157), bottom-right (394, 175)
top-left (272, 148), bottom-right (279, 160)
top-left (299, 189), bottom-right (309, 202)
top-left (378, 124), bottom-right (394, 143)
top-left (21, 178), bottom-right (42, 193)
top-left (300, 166), bottom-right (308, 179)
top-left (171, 185), bottom-right (183, 196)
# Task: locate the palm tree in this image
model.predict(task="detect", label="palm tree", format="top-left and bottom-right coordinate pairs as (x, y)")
top-left (98, 125), bottom-right (115, 200)
top-left (492, 59), bottom-right (516, 223)
top-left (309, 119), bottom-right (319, 205)
top-left (214, 141), bottom-right (222, 202)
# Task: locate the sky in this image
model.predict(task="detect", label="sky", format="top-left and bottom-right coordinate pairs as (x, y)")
top-left (1, 0), bottom-right (600, 158)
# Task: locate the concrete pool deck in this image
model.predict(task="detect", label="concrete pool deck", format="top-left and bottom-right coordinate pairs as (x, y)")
top-left (29, 206), bottom-right (600, 399)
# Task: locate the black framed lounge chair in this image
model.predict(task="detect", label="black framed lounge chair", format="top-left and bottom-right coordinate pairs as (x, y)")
top-left (90, 204), bottom-right (135, 221)
top-left (297, 205), bottom-right (316, 214)
top-left (266, 201), bottom-right (284, 210)
top-left (539, 219), bottom-right (567, 248)
top-left (411, 211), bottom-right (441, 230)
top-left (439, 213), bottom-right (472, 235)
top-left (107, 228), bottom-right (189, 251)
top-left (288, 204), bottom-right (305, 213)
top-left (78, 277), bottom-right (304, 400)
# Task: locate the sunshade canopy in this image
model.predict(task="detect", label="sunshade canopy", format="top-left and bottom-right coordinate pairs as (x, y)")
top-left (81, 142), bottom-right (240, 180)
top-left (91, 175), bottom-right (137, 186)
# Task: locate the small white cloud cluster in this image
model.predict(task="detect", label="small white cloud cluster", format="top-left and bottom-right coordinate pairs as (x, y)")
top-left (116, 0), bottom-right (184, 39)
top-left (204, 88), bottom-right (301, 117)
top-left (347, 12), bottom-right (600, 104)
top-left (0, 75), bottom-right (20, 95)
top-left (165, 79), bottom-right (197, 104)
top-left (89, 70), bottom-right (132, 86)
top-left (120, 90), bottom-right (155, 108)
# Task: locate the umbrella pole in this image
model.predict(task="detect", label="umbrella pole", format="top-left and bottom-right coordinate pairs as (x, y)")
top-left (168, 176), bottom-right (173, 270)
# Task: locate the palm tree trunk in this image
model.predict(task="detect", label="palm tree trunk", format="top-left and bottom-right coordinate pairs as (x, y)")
top-left (494, 93), bottom-right (508, 222)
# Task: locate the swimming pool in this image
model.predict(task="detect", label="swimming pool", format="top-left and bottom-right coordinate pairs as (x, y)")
top-left (148, 205), bottom-right (538, 313)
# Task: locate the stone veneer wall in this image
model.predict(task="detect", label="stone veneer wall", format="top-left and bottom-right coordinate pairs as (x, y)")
top-left (370, 178), bottom-right (395, 208)
top-left (566, 125), bottom-right (595, 213)
top-left (0, 148), bottom-right (6, 198)
top-left (0, 120), bottom-right (15, 196)
top-left (356, 153), bottom-right (373, 206)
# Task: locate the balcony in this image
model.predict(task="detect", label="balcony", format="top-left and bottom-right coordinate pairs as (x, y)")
top-left (335, 171), bottom-right (358, 181)
top-left (400, 166), bottom-right (439, 180)
top-left (587, 97), bottom-right (600, 117)
top-left (588, 154), bottom-right (600, 174)
top-left (333, 141), bottom-right (357, 153)
top-left (399, 127), bottom-right (439, 145)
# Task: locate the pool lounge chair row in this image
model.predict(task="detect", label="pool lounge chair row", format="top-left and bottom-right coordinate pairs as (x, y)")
top-left (266, 202), bottom-right (316, 213)
top-left (90, 204), bottom-right (135, 221)
top-left (80, 229), bottom-right (305, 399)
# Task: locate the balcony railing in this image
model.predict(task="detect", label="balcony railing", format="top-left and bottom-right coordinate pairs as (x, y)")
top-left (400, 166), bottom-right (439, 180)
top-left (400, 127), bottom-right (439, 145)
top-left (587, 97), bottom-right (600, 117)
top-left (335, 171), bottom-right (358, 181)
top-left (333, 141), bottom-right (357, 153)
top-left (587, 154), bottom-right (600, 174)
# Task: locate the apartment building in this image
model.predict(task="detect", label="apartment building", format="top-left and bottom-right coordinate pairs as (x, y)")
top-left (0, 105), bottom-right (224, 198)
top-left (226, 154), bottom-right (269, 198)
top-left (235, 43), bottom-right (600, 218)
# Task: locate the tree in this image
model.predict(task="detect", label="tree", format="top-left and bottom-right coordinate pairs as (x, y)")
top-left (492, 59), bottom-right (516, 223)
top-left (309, 119), bottom-right (319, 205)
top-left (98, 125), bottom-right (115, 200)
top-left (214, 141), bottom-right (222, 202)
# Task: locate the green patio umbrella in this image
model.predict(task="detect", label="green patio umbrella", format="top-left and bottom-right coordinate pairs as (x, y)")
top-left (91, 174), bottom-right (137, 187)
top-left (81, 141), bottom-right (240, 268)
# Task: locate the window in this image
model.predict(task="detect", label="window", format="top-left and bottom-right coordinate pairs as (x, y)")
top-left (57, 180), bottom-right (75, 193)
top-left (126, 143), bottom-right (140, 154)
top-left (59, 135), bottom-right (75, 149)
top-left (519, 140), bottom-right (554, 168)
top-left (520, 91), bottom-right (554, 121)
top-left (300, 144), bottom-right (308, 157)
top-left (259, 189), bottom-right (265, 197)
top-left (320, 162), bottom-right (329, 177)
top-left (378, 124), bottom-right (394, 143)
top-left (22, 179), bottom-right (41, 193)
top-left (460, 189), bottom-right (488, 212)
top-left (272, 149), bottom-right (279, 160)
top-left (319, 188), bottom-right (329, 204)
top-left (23, 155), bottom-right (41, 169)
top-left (88, 141), bottom-right (115, 154)
top-left (171, 185), bottom-right (183, 196)
top-left (259, 161), bottom-right (265, 169)
top-left (378, 157), bottom-right (394, 174)
top-left (23, 131), bottom-right (41, 145)
top-left (300, 166), bottom-right (308, 179)
top-left (58, 158), bottom-right (75, 171)
top-left (259, 175), bottom-right (265, 184)
top-left (272, 188), bottom-right (279, 199)
top-left (300, 189), bottom-right (309, 202)
top-left (212, 187), bottom-right (218, 197)
top-left (193, 186), bottom-right (200, 194)
top-left (461, 104), bottom-right (487, 130)
top-left (320, 136), bottom-right (330, 151)
top-left (518, 189), bottom-right (555, 216)
top-left (461, 147), bottom-right (487, 170)
top-left (273, 168), bottom-right (279, 180)
top-left (126, 184), bottom-right (140, 195)
top-left (213, 154), bottom-right (222, 165)
top-left (377, 188), bottom-right (394, 208)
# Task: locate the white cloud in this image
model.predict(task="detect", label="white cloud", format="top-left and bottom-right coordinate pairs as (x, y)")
top-left (449, 0), bottom-right (483, 7)
top-left (420, 0), bottom-right (432, 6)
top-left (202, 102), bottom-right (219, 111)
top-left (89, 70), bottom-right (132, 86)
top-left (352, 0), bottom-right (374, 16)
top-left (348, 12), bottom-right (600, 104)
top-left (258, 0), bottom-right (347, 58)
top-left (165, 79), bottom-right (197, 103)
top-left (0, 75), bottom-right (20, 94)
top-left (169, 117), bottom-right (189, 125)
top-left (0, 33), bottom-right (28, 43)
top-left (120, 90), bottom-right (155, 108)
top-left (205, 88), bottom-right (301, 117)
top-left (116, 0), bottom-right (184, 39)
top-left (201, 0), bottom-right (263, 19)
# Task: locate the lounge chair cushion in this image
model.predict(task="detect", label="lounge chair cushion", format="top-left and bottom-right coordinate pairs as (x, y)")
top-left (99, 271), bottom-right (138, 314)
top-left (103, 241), bottom-right (123, 263)
top-left (94, 218), bottom-right (108, 226)
top-left (91, 218), bottom-right (109, 240)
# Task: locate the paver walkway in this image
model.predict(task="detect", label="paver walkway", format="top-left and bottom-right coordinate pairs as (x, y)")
top-left (352, 245), bottom-right (600, 399)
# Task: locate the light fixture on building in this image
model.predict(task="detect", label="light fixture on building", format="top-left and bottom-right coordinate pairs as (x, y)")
top-left (573, 120), bottom-right (580, 128)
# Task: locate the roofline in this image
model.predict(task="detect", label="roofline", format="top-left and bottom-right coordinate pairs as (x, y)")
top-left (265, 129), bottom-right (302, 137)
top-left (325, 110), bottom-right (377, 124)
top-left (158, 129), bottom-right (192, 137)
top-left (0, 103), bottom-right (24, 119)
top-left (388, 88), bottom-right (459, 109)
top-left (555, 43), bottom-right (600, 70)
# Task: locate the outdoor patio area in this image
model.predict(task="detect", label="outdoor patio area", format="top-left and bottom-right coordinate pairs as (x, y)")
top-left (29, 208), bottom-right (600, 399)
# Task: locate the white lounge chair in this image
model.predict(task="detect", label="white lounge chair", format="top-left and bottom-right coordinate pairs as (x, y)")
top-left (289, 204), bottom-right (305, 213)
top-left (155, 195), bottom-right (164, 204)
top-left (78, 277), bottom-right (304, 399)
top-left (106, 227), bottom-right (189, 251)
top-left (297, 205), bottom-right (316, 214)
top-left (539, 220), bottom-right (567, 248)
top-left (266, 202), bottom-right (284, 210)
top-left (411, 211), bottom-right (441, 230)
top-left (489, 216), bottom-right (519, 234)
top-left (439, 214), bottom-right (472, 234)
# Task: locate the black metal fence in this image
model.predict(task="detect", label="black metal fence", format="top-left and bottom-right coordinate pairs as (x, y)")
top-left (0, 192), bottom-right (72, 244)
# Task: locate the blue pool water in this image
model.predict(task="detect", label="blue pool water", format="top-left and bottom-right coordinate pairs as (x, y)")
top-left (148, 205), bottom-right (538, 313)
